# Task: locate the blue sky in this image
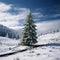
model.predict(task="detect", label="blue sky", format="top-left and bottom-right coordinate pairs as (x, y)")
top-left (0, 0), bottom-right (60, 33)
top-left (0, 0), bottom-right (60, 21)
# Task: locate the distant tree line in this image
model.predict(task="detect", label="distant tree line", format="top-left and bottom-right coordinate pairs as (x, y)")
top-left (39, 29), bottom-right (60, 36)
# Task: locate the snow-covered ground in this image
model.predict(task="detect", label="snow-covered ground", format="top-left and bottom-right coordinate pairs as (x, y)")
top-left (0, 37), bottom-right (19, 46)
top-left (0, 37), bottom-right (20, 55)
top-left (0, 32), bottom-right (60, 60)
top-left (37, 32), bottom-right (60, 44)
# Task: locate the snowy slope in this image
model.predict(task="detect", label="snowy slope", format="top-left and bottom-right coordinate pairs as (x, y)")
top-left (0, 37), bottom-right (20, 55)
top-left (37, 32), bottom-right (60, 44)
top-left (1, 46), bottom-right (59, 60)
top-left (0, 32), bottom-right (60, 60)
top-left (0, 25), bottom-right (21, 39)
top-left (0, 36), bottom-right (20, 46)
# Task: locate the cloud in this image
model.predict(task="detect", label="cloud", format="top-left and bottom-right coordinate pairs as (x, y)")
top-left (32, 11), bottom-right (60, 24)
top-left (51, 14), bottom-right (60, 18)
top-left (10, 26), bottom-right (24, 30)
top-left (33, 8), bottom-right (60, 21)
top-left (0, 21), bottom-right (19, 27)
top-left (0, 2), bottom-right (12, 12)
top-left (0, 2), bottom-right (28, 28)
top-left (36, 20), bottom-right (60, 35)
top-left (32, 12), bottom-right (44, 18)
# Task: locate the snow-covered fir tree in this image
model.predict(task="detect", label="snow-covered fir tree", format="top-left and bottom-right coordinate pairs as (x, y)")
top-left (22, 11), bottom-right (37, 45)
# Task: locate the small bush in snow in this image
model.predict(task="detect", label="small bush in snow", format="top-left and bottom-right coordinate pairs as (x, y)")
top-left (49, 50), bottom-right (52, 52)
top-left (9, 47), bottom-right (11, 50)
top-left (29, 51), bottom-right (34, 53)
top-left (36, 53), bottom-right (40, 56)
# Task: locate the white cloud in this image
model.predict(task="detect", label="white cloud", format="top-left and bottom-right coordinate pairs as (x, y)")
top-left (10, 26), bottom-right (24, 30)
top-left (0, 2), bottom-right (28, 28)
top-left (0, 2), bottom-right (12, 12)
top-left (0, 21), bottom-right (19, 27)
top-left (0, 12), bottom-right (27, 21)
top-left (36, 20), bottom-right (60, 35)
top-left (19, 8), bottom-right (28, 11)
top-left (51, 14), bottom-right (60, 18)
top-left (32, 12), bottom-right (44, 18)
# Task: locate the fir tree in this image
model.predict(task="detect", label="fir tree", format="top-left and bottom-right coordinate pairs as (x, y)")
top-left (22, 12), bottom-right (37, 45)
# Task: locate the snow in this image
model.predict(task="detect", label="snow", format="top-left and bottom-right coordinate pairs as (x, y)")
top-left (0, 37), bottom-right (19, 45)
top-left (37, 32), bottom-right (60, 44)
top-left (0, 37), bottom-right (20, 54)
top-left (0, 46), bottom-right (60, 60)
top-left (0, 32), bottom-right (60, 60)
top-left (0, 46), bottom-right (27, 55)
top-left (0, 36), bottom-right (28, 56)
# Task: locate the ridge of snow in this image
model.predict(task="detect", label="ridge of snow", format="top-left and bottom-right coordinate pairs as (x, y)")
top-left (37, 32), bottom-right (60, 44)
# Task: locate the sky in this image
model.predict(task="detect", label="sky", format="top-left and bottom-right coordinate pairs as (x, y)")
top-left (0, 0), bottom-right (60, 33)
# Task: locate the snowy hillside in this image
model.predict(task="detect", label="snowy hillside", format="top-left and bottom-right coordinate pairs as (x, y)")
top-left (37, 32), bottom-right (60, 44)
top-left (0, 32), bottom-right (60, 60)
top-left (0, 37), bottom-right (20, 55)
top-left (0, 25), bottom-right (21, 39)
top-left (0, 37), bottom-right (20, 46)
